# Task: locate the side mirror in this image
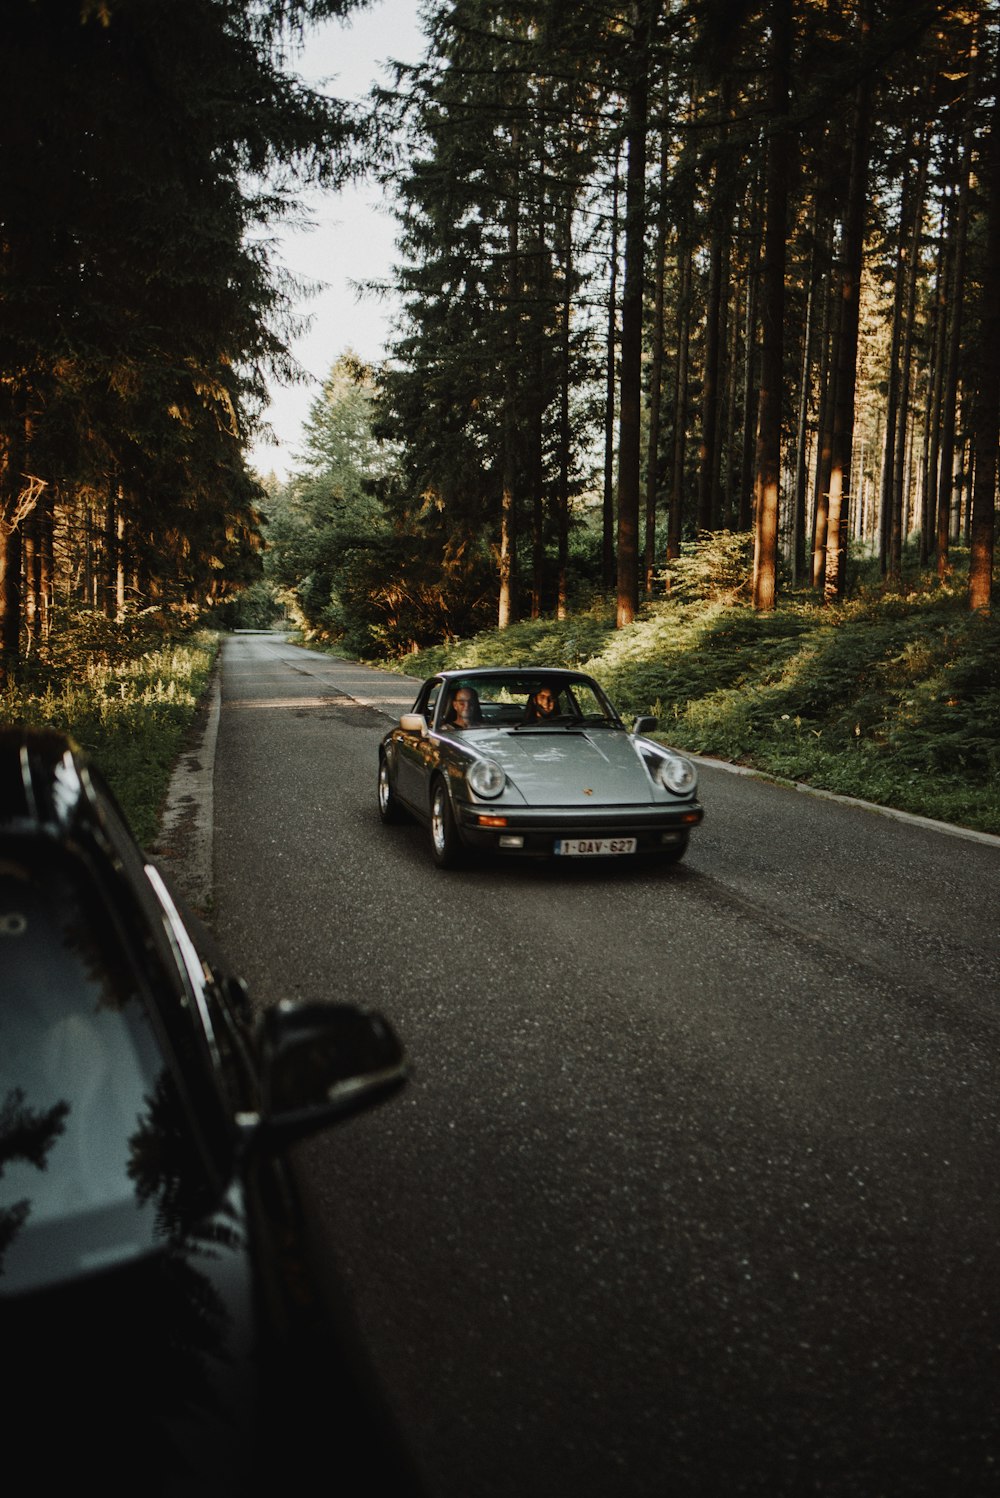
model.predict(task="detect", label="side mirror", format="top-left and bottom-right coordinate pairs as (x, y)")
top-left (399, 713), bottom-right (428, 735)
top-left (257, 1001), bottom-right (408, 1141)
top-left (632, 715), bottom-right (659, 737)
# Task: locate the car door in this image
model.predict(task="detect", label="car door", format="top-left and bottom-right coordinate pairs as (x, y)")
top-left (395, 680), bottom-right (442, 812)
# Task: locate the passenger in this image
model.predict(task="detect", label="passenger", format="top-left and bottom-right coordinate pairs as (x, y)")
top-left (523, 686), bottom-right (559, 722)
top-left (446, 687), bottom-right (482, 729)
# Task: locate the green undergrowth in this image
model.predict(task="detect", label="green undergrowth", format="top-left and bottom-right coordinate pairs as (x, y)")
top-left (2, 623), bottom-right (219, 845)
top-left (382, 591), bottom-right (1000, 836)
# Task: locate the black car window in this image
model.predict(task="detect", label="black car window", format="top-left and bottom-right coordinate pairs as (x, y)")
top-left (0, 846), bottom-right (220, 1294)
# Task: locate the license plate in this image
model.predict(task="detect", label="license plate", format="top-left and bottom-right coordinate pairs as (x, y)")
top-left (555, 837), bottom-right (637, 857)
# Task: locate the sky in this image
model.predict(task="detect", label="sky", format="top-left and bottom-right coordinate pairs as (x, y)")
top-left (249, 0), bottom-right (426, 480)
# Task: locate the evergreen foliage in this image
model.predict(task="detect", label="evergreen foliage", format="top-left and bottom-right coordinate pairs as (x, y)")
top-left (0, 0), bottom-right (365, 683)
top-left (356, 0), bottom-right (999, 633)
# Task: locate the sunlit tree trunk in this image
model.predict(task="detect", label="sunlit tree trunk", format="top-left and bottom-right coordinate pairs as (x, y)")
top-left (668, 213), bottom-right (693, 561)
top-left (738, 162), bottom-right (762, 533)
top-left (1, 512), bottom-right (22, 677)
top-left (23, 512), bottom-right (38, 654)
top-left (878, 223), bottom-right (903, 569)
top-left (969, 34), bottom-right (1000, 614)
top-left (603, 148), bottom-right (620, 591)
top-left (615, 0), bottom-right (653, 629)
top-left (823, 3), bottom-right (872, 604)
top-left (791, 210), bottom-right (822, 585)
top-left (937, 31), bottom-right (977, 579)
top-left (697, 201), bottom-right (724, 532)
top-left (922, 198), bottom-right (951, 566)
top-left (38, 485), bottom-right (54, 642)
top-left (0, 403), bottom-right (37, 682)
top-left (644, 129), bottom-right (669, 593)
top-left (557, 194), bottom-right (573, 620)
top-left (811, 248), bottom-right (836, 589)
top-left (888, 121), bottom-right (930, 582)
top-left (498, 123), bottom-right (521, 630)
top-left (752, 0), bottom-right (791, 613)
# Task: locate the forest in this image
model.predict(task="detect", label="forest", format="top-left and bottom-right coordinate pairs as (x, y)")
top-left (1, 0), bottom-right (999, 683)
top-left (0, 0), bottom-right (362, 688)
top-left (267, 0), bottom-right (1000, 656)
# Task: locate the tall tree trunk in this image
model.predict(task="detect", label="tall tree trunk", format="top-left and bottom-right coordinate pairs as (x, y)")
top-left (922, 193), bottom-right (952, 566)
top-left (2, 518), bottom-right (23, 676)
top-left (968, 36), bottom-right (1000, 613)
top-left (751, 0), bottom-right (791, 613)
top-left (644, 129), bottom-right (669, 592)
top-left (668, 98), bottom-right (697, 562)
top-left (498, 123), bottom-right (522, 630)
top-left (0, 404), bottom-right (39, 682)
top-left (937, 32), bottom-right (977, 578)
top-left (23, 512), bottom-right (38, 654)
top-left (103, 491), bottom-right (118, 620)
top-left (878, 213), bottom-right (906, 574)
top-left (738, 161), bottom-right (763, 532)
top-left (823, 3), bottom-right (872, 603)
top-left (116, 503), bottom-right (127, 617)
top-left (811, 241), bottom-right (837, 588)
top-left (791, 207), bottom-right (822, 584)
top-left (615, 0), bottom-right (653, 629)
top-left (557, 195), bottom-right (573, 620)
top-left (669, 225), bottom-right (693, 561)
top-left (888, 121), bottom-right (930, 582)
top-left (603, 147), bottom-right (621, 591)
top-left (39, 485), bottom-right (54, 641)
top-left (697, 205), bottom-right (724, 532)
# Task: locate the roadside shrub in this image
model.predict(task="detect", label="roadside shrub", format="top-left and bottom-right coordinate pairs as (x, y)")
top-left (656, 530), bottom-right (755, 603)
top-left (2, 626), bottom-right (218, 844)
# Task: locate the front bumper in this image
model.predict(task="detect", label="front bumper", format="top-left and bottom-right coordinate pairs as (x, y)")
top-left (455, 800), bottom-right (704, 857)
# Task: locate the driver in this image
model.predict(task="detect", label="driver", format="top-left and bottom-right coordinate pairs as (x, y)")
top-left (446, 687), bottom-right (481, 729)
top-left (524, 686), bottom-right (558, 722)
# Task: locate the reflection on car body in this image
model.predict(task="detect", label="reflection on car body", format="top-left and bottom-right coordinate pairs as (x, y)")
top-left (0, 727), bottom-right (422, 1495)
top-left (378, 667), bottom-right (704, 868)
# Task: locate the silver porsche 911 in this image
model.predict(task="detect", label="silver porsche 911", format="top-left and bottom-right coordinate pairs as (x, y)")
top-left (378, 667), bottom-right (703, 868)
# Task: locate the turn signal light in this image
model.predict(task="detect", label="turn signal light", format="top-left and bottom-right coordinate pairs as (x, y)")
top-left (477, 814), bottom-right (508, 827)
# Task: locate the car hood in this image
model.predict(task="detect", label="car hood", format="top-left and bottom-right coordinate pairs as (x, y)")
top-left (471, 728), bottom-right (657, 805)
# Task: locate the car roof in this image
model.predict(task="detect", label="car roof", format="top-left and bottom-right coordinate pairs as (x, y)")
top-left (434, 667), bottom-right (596, 683)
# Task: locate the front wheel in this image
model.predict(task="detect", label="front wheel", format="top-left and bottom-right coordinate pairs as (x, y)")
top-left (430, 778), bottom-right (464, 869)
top-left (378, 753), bottom-right (405, 824)
top-left (657, 834), bottom-right (689, 865)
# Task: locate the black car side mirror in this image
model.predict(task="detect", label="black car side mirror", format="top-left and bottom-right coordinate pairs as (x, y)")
top-left (632, 715), bottom-right (658, 736)
top-left (257, 1000), bottom-right (408, 1140)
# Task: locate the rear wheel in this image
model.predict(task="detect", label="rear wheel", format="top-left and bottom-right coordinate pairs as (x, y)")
top-left (378, 753), bottom-right (405, 824)
top-left (430, 778), bottom-right (464, 869)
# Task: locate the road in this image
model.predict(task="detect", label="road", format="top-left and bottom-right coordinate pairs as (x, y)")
top-left (207, 632), bottom-right (1000, 1497)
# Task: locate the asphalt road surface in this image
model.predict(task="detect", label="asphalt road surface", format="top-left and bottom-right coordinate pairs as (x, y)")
top-left (208, 633), bottom-right (1000, 1498)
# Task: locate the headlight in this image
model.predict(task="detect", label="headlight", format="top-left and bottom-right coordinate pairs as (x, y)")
top-left (653, 752), bottom-right (696, 795)
top-left (467, 758), bottom-right (506, 798)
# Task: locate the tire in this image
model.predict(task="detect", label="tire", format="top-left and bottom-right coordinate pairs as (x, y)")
top-left (658, 834), bottom-right (689, 865)
top-left (378, 752), bottom-right (406, 824)
top-left (430, 777), bottom-right (464, 869)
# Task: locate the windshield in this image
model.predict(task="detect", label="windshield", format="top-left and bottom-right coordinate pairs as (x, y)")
top-left (437, 675), bottom-right (619, 730)
top-left (0, 846), bottom-right (195, 1293)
